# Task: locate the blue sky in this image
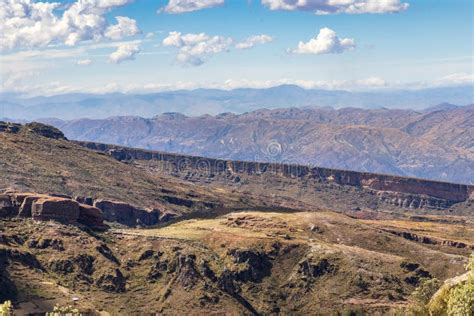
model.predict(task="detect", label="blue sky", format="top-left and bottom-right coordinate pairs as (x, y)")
top-left (0, 0), bottom-right (473, 95)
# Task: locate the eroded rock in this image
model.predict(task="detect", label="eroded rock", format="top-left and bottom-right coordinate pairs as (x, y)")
top-left (78, 204), bottom-right (105, 229)
top-left (31, 198), bottom-right (80, 223)
top-left (94, 199), bottom-right (159, 227)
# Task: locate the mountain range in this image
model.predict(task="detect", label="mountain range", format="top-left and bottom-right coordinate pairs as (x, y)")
top-left (37, 104), bottom-right (474, 185)
top-left (1, 84), bottom-right (473, 119)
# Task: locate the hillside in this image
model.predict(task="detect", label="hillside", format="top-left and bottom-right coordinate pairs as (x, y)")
top-left (0, 122), bottom-right (250, 218)
top-left (45, 105), bottom-right (474, 184)
top-left (1, 212), bottom-right (472, 314)
top-left (0, 122), bottom-right (473, 314)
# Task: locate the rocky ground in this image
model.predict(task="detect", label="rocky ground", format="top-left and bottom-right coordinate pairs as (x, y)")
top-left (0, 122), bottom-right (472, 314)
top-left (1, 210), bottom-right (472, 315)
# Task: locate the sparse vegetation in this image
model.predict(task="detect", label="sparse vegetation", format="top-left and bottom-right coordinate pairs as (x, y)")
top-left (398, 252), bottom-right (474, 315)
top-left (46, 304), bottom-right (81, 316)
top-left (0, 301), bottom-right (13, 316)
top-left (0, 123), bottom-right (472, 314)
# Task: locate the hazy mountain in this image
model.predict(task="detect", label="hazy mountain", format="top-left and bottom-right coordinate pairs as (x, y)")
top-left (1, 84), bottom-right (473, 119)
top-left (40, 104), bottom-right (474, 185)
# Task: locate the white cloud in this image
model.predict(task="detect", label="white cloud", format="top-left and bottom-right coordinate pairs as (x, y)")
top-left (145, 32), bottom-right (155, 39)
top-left (430, 73), bottom-right (474, 87)
top-left (163, 31), bottom-right (233, 66)
top-left (0, 0), bottom-right (139, 52)
top-left (4, 74), bottom-right (473, 97)
top-left (109, 42), bottom-right (140, 63)
top-left (236, 35), bottom-right (274, 49)
top-left (261, 0), bottom-right (409, 15)
top-left (292, 28), bottom-right (355, 55)
top-left (76, 59), bottom-right (93, 66)
top-left (105, 16), bottom-right (140, 40)
top-left (162, 0), bottom-right (224, 14)
top-left (218, 77), bottom-right (388, 90)
top-left (0, 40), bottom-right (142, 65)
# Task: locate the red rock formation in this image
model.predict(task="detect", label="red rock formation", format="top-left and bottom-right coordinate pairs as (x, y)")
top-left (78, 204), bottom-right (106, 229)
top-left (31, 197), bottom-right (81, 223)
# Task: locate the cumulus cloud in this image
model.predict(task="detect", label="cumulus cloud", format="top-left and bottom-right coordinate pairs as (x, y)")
top-left (109, 42), bottom-right (140, 64)
top-left (261, 0), bottom-right (409, 15)
top-left (105, 16), bottom-right (140, 40)
top-left (236, 35), bottom-right (274, 50)
top-left (292, 28), bottom-right (355, 55)
top-left (163, 32), bottom-right (274, 66)
top-left (163, 31), bottom-right (233, 66)
top-left (161, 0), bottom-right (224, 14)
top-left (0, 0), bottom-right (139, 52)
top-left (76, 59), bottom-right (93, 66)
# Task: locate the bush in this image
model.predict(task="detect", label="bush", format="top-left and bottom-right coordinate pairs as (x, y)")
top-left (446, 279), bottom-right (474, 315)
top-left (411, 278), bottom-right (441, 305)
top-left (0, 301), bottom-right (13, 316)
top-left (392, 253), bottom-right (474, 316)
top-left (444, 253), bottom-right (474, 315)
top-left (45, 304), bottom-right (81, 316)
top-left (428, 252), bottom-right (474, 316)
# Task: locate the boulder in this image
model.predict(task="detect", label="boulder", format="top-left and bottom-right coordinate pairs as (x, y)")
top-left (31, 198), bottom-right (80, 223)
top-left (78, 204), bottom-right (105, 229)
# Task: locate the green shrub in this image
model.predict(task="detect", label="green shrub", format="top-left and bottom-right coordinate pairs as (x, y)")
top-left (411, 278), bottom-right (441, 305)
top-left (428, 252), bottom-right (474, 316)
top-left (446, 279), bottom-right (474, 316)
top-left (0, 301), bottom-right (13, 316)
top-left (45, 304), bottom-right (81, 316)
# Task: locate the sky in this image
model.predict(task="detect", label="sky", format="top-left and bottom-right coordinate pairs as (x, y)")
top-left (0, 0), bottom-right (473, 96)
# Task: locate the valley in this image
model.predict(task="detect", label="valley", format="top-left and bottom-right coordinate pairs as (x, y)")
top-left (0, 121), bottom-right (472, 315)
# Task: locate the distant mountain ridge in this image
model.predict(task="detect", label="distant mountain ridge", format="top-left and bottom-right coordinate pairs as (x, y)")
top-left (40, 104), bottom-right (474, 185)
top-left (1, 84), bottom-right (473, 119)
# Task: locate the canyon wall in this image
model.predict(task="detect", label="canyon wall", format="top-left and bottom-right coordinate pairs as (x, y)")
top-left (76, 141), bottom-right (474, 206)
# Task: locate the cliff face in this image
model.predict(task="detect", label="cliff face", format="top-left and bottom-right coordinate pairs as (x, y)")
top-left (76, 141), bottom-right (474, 211)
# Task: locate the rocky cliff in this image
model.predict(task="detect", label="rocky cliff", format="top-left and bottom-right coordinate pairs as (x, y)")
top-left (76, 141), bottom-right (474, 212)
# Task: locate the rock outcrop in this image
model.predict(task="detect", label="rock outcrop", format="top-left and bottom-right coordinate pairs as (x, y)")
top-left (0, 122), bottom-right (21, 134)
top-left (78, 141), bottom-right (474, 210)
top-left (0, 191), bottom-right (105, 229)
top-left (94, 199), bottom-right (160, 227)
top-left (0, 190), bottom-right (172, 228)
top-left (31, 197), bottom-right (80, 223)
top-left (0, 194), bottom-right (16, 217)
top-left (0, 121), bottom-right (66, 140)
top-left (22, 122), bottom-right (66, 140)
top-left (78, 204), bottom-right (106, 229)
